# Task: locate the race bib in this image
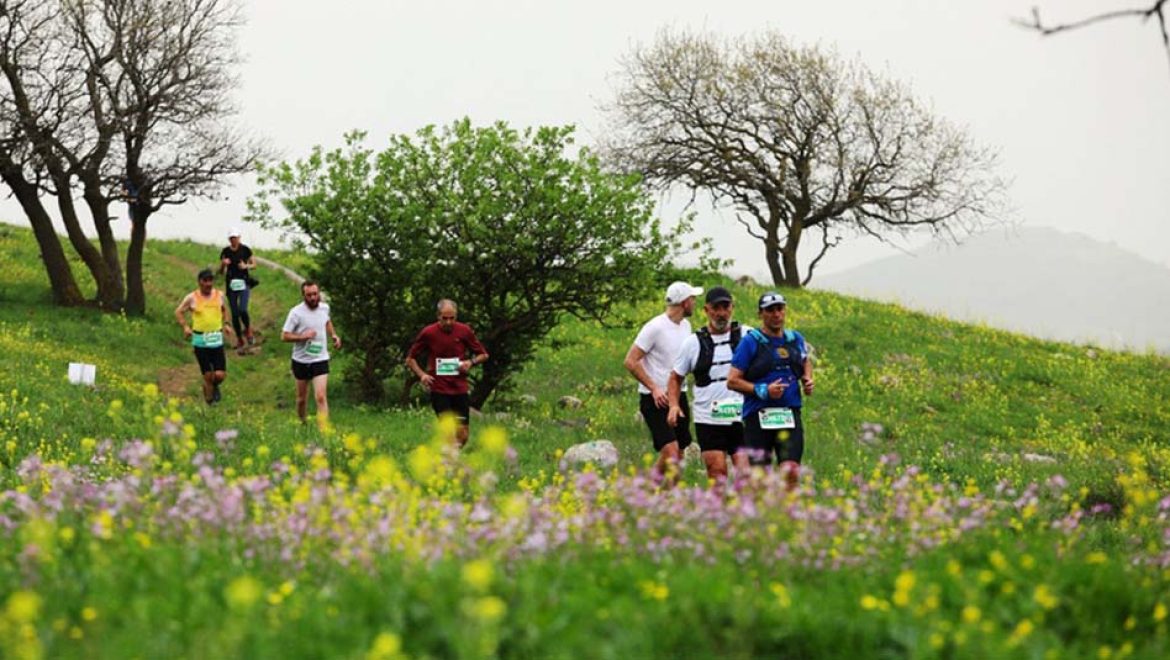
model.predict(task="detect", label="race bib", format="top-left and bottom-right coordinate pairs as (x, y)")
top-left (435, 357), bottom-right (461, 376)
top-left (229, 278), bottom-right (247, 291)
top-left (306, 340), bottom-right (325, 356)
top-left (711, 399), bottom-right (742, 421)
top-left (759, 407), bottom-right (795, 430)
top-left (194, 331), bottom-right (224, 349)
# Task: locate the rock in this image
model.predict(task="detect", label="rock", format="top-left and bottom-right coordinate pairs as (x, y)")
top-left (1021, 452), bottom-right (1057, 464)
top-left (560, 440), bottom-right (619, 470)
top-left (518, 394), bottom-right (538, 406)
top-left (558, 395), bottom-right (583, 409)
top-left (555, 418), bottom-right (590, 429)
top-left (469, 407), bottom-right (484, 419)
top-left (734, 275), bottom-right (756, 287)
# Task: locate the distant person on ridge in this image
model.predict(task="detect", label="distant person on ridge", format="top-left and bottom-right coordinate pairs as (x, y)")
top-left (667, 286), bottom-right (751, 483)
top-left (406, 299), bottom-right (489, 448)
top-left (726, 292), bottom-right (815, 491)
top-left (624, 281), bottom-right (701, 482)
top-left (174, 269), bottom-right (234, 405)
top-left (219, 227), bottom-right (257, 351)
top-left (281, 281), bottom-right (341, 430)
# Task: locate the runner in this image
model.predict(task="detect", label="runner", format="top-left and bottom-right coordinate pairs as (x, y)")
top-left (281, 281), bottom-right (341, 429)
top-left (667, 286), bottom-right (751, 483)
top-left (726, 292), bottom-right (815, 490)
top-left (174, 269), bottom-right (233, 404)
top-left (219, 228), bottom-right (257, 350)
top-left (623, 280), bottom-right (701, 482)
top-left (405, 299), bottom-right (489, 448)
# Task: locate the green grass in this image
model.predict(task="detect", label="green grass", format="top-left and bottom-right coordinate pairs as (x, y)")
top-left (2, 223), bottom-right (1170, 658)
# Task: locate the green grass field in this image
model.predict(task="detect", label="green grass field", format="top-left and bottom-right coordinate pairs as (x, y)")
top-left (2, 223), bottom-right (1169, 658)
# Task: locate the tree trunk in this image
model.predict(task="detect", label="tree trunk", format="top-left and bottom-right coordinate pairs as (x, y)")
top-left (356, 344), bottom-right (386, 402)
top-left (124, 208), bottom-right (149, 316)
top-left (764, 232), bottom-right (786, 288)
top-left (469, 363), bottom-right (501, 410)
top-left (0, 165), bottom-right (85, 305)
top-left (82, 184), bottom-right (125, 308)
top-left (51, 174), bottom-right (122, 310)
top-left (780, 246), bottom-right (802, 288)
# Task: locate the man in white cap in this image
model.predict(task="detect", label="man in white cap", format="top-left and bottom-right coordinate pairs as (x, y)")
top-left (623, 280), bottom-right (702, 481)
top-left (219, 227), bottom-right (257, 350)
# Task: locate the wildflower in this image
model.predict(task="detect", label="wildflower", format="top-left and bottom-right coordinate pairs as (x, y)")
top-left (469, 596), bottom-right (507, 623)
top-left (408, 444), bottom-right (440, 482)
top-left (1155, 602), bottom-right (1167, 623)
top-left (224, 576), bottom-right (263, 610)
top-left (638, 580), bottom-right (669, 601)
top-left (480, 426), bottom-right (507, 455)
top-left (860, 595), bottom-right (881, 611)
top-left (961, 605), bottom-right (981, 624)
top-left (462, 559), bottom-right (494, 592)
top-left (1009, 619), bottom-right (1034, 646)
top-left (5, 590), bottom-right (41, 622)
top-left (1033, 584), bottom-right (1059, 610)
top-left (988, 550), bottom-right (1008, 571)
top-left (1086, 552), bottom-right (1107, 564)
top-left (366, 632), bottom-right (405, 660)
top-left (81, 607), bottom-right (98, 622)
top-left (770, 582), bottom-right (792, 609)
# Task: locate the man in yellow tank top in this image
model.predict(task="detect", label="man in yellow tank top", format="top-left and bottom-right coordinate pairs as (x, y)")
top-left (174, 269), bottom-right (234, 404)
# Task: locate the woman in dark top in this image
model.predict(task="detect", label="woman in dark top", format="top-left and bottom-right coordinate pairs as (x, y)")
top-left (219, 228), bottom-right (257, 349)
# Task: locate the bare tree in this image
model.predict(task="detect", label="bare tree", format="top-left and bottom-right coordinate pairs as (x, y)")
top-left (1016, 2), bottom-right (1170, 69)
top-left (0, 0), bottom-right (265, 314)
top-left (601, 30), bottom-right (1008, 288)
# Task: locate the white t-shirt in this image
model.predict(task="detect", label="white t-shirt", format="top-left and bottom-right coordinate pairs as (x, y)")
top-left (283, 302), bottom-right (331, 364)
top-left (672, 326), bottom-right (750, 426)
top-left (632, 313), bottom-right (691, 395)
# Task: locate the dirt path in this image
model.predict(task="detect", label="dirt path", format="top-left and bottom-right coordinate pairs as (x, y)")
top-left (153, 251), bottom-right (306, 400)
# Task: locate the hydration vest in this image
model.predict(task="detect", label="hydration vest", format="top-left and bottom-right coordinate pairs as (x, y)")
top-left (742, 328), bottom-right (805, 382)
top-left (693, 322), bottom-right (742, 388)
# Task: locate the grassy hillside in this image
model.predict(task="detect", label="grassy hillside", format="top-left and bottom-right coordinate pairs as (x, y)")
top-left (2, 223), bottom-right (1170, 658)
top-left (2, 223), bottom-right (1167, 492)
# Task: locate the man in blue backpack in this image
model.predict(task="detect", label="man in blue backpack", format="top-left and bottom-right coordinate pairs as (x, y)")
top-left (726, 292), bottom-right (815, 490)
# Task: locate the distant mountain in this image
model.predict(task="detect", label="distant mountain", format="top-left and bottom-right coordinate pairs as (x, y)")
top-left (814, 227), bottom-right (1170, 354)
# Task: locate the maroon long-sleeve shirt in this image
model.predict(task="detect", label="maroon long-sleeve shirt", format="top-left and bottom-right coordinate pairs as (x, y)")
top-left (407, 322), bottom-right (488, 395)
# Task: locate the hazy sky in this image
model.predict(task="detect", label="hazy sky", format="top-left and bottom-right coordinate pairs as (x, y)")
top-left (5, 0), bottom-right (1169, 279)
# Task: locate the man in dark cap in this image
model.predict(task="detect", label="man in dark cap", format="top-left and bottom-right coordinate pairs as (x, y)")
top-left (726, 292), bottom-right (815, 490)
top-left (666, 286), bottom-right (751, 483)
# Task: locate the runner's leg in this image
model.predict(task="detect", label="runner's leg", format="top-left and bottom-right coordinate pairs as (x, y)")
top-left (295, 378), bottom-right (309, 423)
top-left (312, 373), bottom-right (329, 427)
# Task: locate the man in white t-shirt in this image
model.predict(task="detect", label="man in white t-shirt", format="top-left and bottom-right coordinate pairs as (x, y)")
top-left (667, 286), bottom-right (751, 483)
top-left (281, 281), bottom-right (341, 429)
top-left (623, 280), bottom-right (702, 480)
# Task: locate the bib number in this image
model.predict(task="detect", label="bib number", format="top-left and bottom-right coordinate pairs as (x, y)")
top-left (229, 278), bottom-right (247, 291)
top-left (759, 407), bottom-right (795, 430)
top-left (435, 357), bottom-right (461, 376)
top-left (711, 399), bottom-right (742, 421)
top-left (195, 331), bottom-right (224, 349)
top-left (306, 340), bottom-right (325, 356)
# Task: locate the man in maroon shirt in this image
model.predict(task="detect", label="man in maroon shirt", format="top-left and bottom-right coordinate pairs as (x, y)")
top-left (406, 299), bottom-right (490, 447)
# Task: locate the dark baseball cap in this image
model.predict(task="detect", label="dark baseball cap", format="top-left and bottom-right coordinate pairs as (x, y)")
top-left (758, 292), bottom-right (787, 310)
top-left (705, 286), bottom-right (733, 304)
top-left (197, 268), bottom-right (214, 281)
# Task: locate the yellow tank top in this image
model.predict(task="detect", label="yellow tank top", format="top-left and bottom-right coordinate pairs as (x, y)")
top-left (191, 289), bottom-right (223, 333)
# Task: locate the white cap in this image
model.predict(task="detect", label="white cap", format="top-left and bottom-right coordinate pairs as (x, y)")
top-left (228, 227), bottom-right (242, 238)
top-left (665, 281), bottom-right (703, 305)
